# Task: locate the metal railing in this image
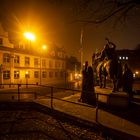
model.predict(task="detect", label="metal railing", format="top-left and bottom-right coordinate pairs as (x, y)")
top-left (0, 83), bottom-right (129, 123)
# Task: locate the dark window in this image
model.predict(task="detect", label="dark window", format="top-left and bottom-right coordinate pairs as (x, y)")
top-left (49, 60), bottom-right (52, 68)
top-left (60, 71), bottom-right (63, 77)
top-left (42, 59), bottom-right (46, 67)
top-left (0, 38), bottom-right (3, 45)
top-left (42, 71), bottom-right (47, 78)
top-left (34, 71), bottom-right (39, 78)
top-left (55, 72), bottom-right (58, 77)
top-left (3, 53), bottom-right (10, 63)
top-left (25, 57), bottom-right (30, 65)
top-left (34, 58), bottom-right (39, 66)
top-left (14, 55), bottom-right (20, 64)
top-left (49, 71), bottom-right (53, 78)
top-left (3, 70), bottom-right (10, 79)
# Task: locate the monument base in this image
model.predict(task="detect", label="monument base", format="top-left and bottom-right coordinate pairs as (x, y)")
top-left (95, 86), bottom-right (129, 108)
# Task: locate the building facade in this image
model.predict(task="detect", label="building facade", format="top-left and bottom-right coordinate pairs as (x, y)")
top-left (0, 23), bottom-right (66, 88)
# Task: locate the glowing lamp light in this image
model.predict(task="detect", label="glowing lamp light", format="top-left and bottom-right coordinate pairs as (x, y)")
top-left (25, 71), bottom-right (29, 74)
top-left (75, 73), bottom-right (78, 77)
top-left (135, 71), bottom-right (139, 75)
top-left (24, 32), bottom-right (35, 41)
top-left (42, 45), bottom-right (47, 50)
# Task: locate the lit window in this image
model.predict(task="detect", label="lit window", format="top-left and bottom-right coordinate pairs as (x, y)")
top-left (123, 57), bottom-right (125, 60)
top-left (25, 71), bottom-right (30, 78)
top-left (126, 56), bottom-right (128, 60)
top-left (14, 71), bottom-right (20, 79)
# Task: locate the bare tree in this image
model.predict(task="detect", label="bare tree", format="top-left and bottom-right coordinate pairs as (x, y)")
top-left (68, 0), bottom-right (140, 25)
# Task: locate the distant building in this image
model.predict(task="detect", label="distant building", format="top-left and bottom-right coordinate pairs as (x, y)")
top-left (116, 49), bottom-right (140, 78)
top-left (66, 56), bottom-right (81, 81)
top-left (0, 23), bottom-right (66, 88)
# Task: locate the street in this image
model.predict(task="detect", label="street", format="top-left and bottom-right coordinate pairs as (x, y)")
top-left (0, 80), bottom-right (139, 101)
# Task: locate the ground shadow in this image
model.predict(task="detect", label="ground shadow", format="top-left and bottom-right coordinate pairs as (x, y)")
top-left (98, 102), bottom-right (140, 125)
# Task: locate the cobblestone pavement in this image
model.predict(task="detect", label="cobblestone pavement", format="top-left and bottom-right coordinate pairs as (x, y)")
top-left (0, 110), bottom-right (105, 140)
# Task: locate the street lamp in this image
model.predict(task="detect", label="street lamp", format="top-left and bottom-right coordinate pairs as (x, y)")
top-left (40, 45), bottom-right (47, 85)
top-left (23, 32), bottom-right (36, 49)
top-left (23, 32), bottom-right (36, 41)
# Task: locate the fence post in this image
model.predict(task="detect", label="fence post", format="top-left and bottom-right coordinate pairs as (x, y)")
top-left (34, 92), bottom-right (37, 99)
top-left (18, 84), bottom-right (20, 102)
top-left (95, 93), bottom-right (99, 122)
top-left (51, 86), bottom-right (53, 109)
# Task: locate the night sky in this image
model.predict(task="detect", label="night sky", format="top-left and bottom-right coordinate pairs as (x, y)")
top-left (0, 0), bottom-right (140, 64)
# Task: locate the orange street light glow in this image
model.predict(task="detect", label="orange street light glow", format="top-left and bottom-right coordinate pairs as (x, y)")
top-left (25, 71), bottom-right (29, 74)
top-left (135, 71), bottom-right (139, 74)
top-left (23, 32), bottom-right (36, 41)
top-left (42, 45), bottom-right (47, 50)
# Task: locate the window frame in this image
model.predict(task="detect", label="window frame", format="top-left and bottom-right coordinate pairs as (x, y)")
top-left (14, 70), bottom-right (20, 79)
top-left (34, 71), bottom-right (39, 78)
top-left (25, 57), bottom-right (30, 66)
top-left (3, 70), bottom-right (10, 79)
top-left (34, 58), bottom-right (39, 67)
top-left (42, 71), bottom-right (47, 78)
top-left (3, 53), bottom-right (10, 63)
top-left (14, 55), bottom-right (20, 64)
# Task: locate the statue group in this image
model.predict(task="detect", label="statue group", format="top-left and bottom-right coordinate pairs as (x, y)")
top-left (92, 38), bottom-right (134, 101)
top-left (92, 38), bottom-right (122, 92)
top-left (79, 38), bottom-right (134, 105)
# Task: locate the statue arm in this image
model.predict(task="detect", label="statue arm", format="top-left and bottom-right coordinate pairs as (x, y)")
top-left (105, 38), bottom-right (116, 49)
top-left (108, 41), bottom-right (116, 49)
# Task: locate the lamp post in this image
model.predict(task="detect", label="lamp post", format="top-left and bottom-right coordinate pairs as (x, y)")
top-left (40, 45), bottom-right (47, 85)
top-left (25, 71), bottom-right (29, 88)
top-left (80, 25), bottom-right (84, 73)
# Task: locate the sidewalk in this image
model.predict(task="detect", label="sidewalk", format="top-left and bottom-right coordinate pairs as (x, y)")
top-left (34, 89), bottom-right (140, 139)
